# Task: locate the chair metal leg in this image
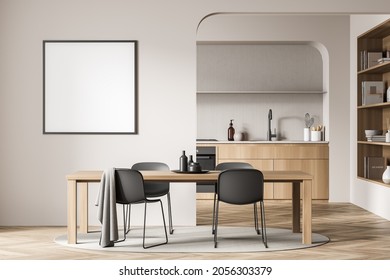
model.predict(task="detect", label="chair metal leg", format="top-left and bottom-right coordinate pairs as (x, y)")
top-left (260, 201), bottom-right (268, 248)
top-left (214, 200), bottom-right (220, 248)
top-left (159, 200), bottom-right (169, 244)
top-left (114, 205), bottom-right (128, 243)
top-left (212, 183), bottom-right (217, 234)
top-left (125, 204), bottom-right (131, 234)
top-left (167, 193), bottom-right (174, 234)
top-left (142, 200), bottom-right (169, 249)
top-left (254, 202), bottom-right (260, 235)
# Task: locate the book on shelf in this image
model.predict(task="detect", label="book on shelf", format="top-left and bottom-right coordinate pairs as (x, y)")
top-left (371, 135), bottom-right (386, 142)
top-left (360, 51), bottom-right (383, 70)
top-left (367, 52), bottom-right (382, 68)
top-left (362, 81), bottom-right (384, 105)
top-left (364, 156), bottom-right (386, 179)
top-left (360, 50), bottom-right (366, 71)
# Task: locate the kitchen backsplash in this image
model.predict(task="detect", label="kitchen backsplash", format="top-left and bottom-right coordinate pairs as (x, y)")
top-left (197, 92), bottom-right (323, 141)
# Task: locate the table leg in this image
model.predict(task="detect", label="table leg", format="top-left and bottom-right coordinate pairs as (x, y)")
top-left (67, 180), bottom-right (77, 244)
top-left (292, 181), bottom-right (300, 233)
top-left (302, 179), bottom-right (312, 244)
top-left (79, 182), bottom-right (88, 234)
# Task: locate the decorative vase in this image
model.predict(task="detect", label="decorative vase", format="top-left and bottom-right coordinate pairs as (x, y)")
top-left (304, 128), bottom-right (310, 141)
top-left (179, 150), bottom-right (188, 172)
top-left (382, 166), bottom-right (390, 184)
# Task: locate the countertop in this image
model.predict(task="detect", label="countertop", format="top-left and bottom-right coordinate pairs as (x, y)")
top-left (197, 140), bottom-right (329, 144)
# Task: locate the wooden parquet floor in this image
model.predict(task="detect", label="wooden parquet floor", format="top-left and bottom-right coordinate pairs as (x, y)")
top-left (1, 200), bottom-right (390, 260)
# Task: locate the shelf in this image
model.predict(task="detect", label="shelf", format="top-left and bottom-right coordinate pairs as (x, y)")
top-left (357, 176), bottom-right (390, 188)
top-left (197, 90), bottom-right (327, 94)
top-left (357, 18), bottom-right (390, 183)
top-left (358, 102), bottom-right (390, 109)
top-left (358, 19), bottom-right (390, 39)
top-left (358, 61), bottom-right (390, 75)
top-left (358, 141), bottom-right (390, 146)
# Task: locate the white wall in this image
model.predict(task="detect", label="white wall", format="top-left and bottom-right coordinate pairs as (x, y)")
top-left (2, 0), bottom-right (390, 226)
top-left (197, 43), bottom-right (324, 141)
top-left (350, 15), bottom-right (390, 220)
top-left (197, 14), bottom-right (350, 201)
top-left (0, 0), bottom-right (201, 226)
top-left (197, 93), bottom-right (324, 141)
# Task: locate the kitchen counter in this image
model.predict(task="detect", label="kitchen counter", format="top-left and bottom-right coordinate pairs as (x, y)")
top-left (197, 140), bottom-right (329, 144)
top-left (196, 140), bottom-right (329, 200)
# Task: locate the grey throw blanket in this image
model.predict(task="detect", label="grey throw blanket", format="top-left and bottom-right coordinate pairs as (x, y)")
top-left (96, 168), bottom-right (118, 247)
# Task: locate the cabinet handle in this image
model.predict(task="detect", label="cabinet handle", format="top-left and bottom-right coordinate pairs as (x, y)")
top-left (197, 156), bottom-right (214, 159)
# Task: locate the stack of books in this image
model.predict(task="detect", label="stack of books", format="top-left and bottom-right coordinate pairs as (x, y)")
top-left (370, 135), bottom-right (386, 142)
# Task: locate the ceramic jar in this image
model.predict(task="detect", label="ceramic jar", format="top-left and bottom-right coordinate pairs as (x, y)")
top-left (234, 132), bottom-right (244, 141)
top-left (311, 130), bottom-right (321, 141)
top-left (382, 166), bottom-right (390, 184)
top-left (304, 128), bottom-right (310, 141)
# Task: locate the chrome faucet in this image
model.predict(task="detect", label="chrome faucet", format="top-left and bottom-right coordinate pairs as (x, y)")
top-left (267, 109), bottom-right (277, 141)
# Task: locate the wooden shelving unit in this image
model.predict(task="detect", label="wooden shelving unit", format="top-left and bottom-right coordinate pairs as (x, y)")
top-left (357, 18), bottom-right (390, 186)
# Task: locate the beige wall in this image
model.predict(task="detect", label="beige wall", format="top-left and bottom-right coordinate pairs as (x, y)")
top-left (197, 43), bottom-right (324, 141)
top-left (1, 0), bottom-right (390, 226)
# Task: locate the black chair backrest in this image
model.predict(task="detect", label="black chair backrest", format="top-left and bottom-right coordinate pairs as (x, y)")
top-left (115, 169), bottom-right (145, 204)
top-left (216, 162), bottom-right (253, 170)
top-left (131, 162), bottom-right (170, 196)
top-left (217, 169), bottom-right (264, 205)
top-left (132, 162), bottom-right (169, 171)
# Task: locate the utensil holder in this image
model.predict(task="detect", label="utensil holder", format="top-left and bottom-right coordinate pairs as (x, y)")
top-left (311, 131), bottom-right (321, 141)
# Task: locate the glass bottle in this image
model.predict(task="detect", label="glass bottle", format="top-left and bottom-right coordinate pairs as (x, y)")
top-left (179, 150), bottom-right (188, 172)
top-left (188, 155), bottom-right (194, 166)
top-left (228, 119), bottom-right (235, 141)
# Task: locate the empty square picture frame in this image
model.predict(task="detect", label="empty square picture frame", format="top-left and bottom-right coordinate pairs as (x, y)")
top-left (43, 40), bottom-right (137, 134)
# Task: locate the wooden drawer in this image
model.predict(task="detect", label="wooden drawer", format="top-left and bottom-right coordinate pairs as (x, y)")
top-left (218, 144), bottom-right (275, 159)
top-left (218, 143), bottom-right (328, 160)
top-left (273, 144), bottom-right (329, 159)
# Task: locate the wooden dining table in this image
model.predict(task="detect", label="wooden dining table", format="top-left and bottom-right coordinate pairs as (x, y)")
top-left (66, 170), bottom-right (313, 245)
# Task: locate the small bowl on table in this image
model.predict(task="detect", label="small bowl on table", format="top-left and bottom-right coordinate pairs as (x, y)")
top-left (188, 162), bottom-right (202, 172)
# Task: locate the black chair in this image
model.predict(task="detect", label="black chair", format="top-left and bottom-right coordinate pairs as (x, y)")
top-left (131, 162), bottom-right (174, 234)
top-left (212, 162), bottom-right (253, 234)
top-left (115, 168), bottom-right (168, 249)
top-left (213, 168), bottom-right (267, 248)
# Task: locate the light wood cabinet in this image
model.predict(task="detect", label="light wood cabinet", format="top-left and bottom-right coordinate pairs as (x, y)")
top-left (205, 142), bottom-right (329, 200)
top-left (357, 18), bottom-right (390, 188)
top-left (273, 159), bottom-right (329, 199)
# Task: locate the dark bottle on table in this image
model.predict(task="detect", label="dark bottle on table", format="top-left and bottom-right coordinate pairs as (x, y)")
top-left (179, 150), bottom-right (188, 171)
top-left (188, 155), bottom-right (194, 166)
top-left (228, 119), bottom-right (235, 141)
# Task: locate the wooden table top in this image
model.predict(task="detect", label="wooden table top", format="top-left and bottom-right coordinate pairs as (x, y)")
top-left (66, 170), bottom-right (312, 183)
